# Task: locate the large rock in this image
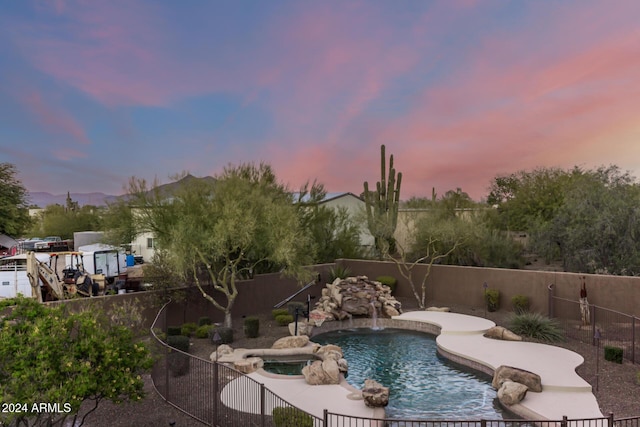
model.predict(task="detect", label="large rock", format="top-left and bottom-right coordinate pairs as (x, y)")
top-left (362, 379), bottom-right (389, 407)
top-left (484, 326), bottom-right (523, 341)
top-left (302, 360), bottom-right (341, 385)
top-left (210, 344), bottom-right (234, 361)
top-left (288, 321), bottom-right (314, 337)
top-left (497, 380), bottom-right (529, 405)
top-left (234, 357), bottom-right (263, 374)
top-left (312, 276), bottom-right (403, 321)
top-left (426, 306), bottom-right (451, 312)
top-left (272, 335), bottom-right (309, 349)
top-left (492, 365), bottom-right (542, 392)
top-left (315, 344), bottom-right (343, 361)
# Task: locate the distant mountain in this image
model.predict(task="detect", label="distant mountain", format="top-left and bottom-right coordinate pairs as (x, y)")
top-left (28, 192), bottom-right (119, 208)
top-left (28, 175), bottom-right (216, 208)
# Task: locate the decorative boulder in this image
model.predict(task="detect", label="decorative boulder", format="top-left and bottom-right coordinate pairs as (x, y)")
top-left (234, 357), bottom-right (263, 374)
top-left (492, 365), bottom-right (542, 392)
top-left (497, 380), bottom-right (528, 405)
top-left (271, 335), bottom-right (309, 349)
top-left (382, 305), bottom-right (400, 317)
top-left (210, 344), bottom-right (234, 361)
top-left (302, 360), bottom-right (341, 385)
top-left (362, 379), bottom-right (389, 408)
top-left (288, 321), bottom-right (314, 337)
top-left (484, 326), bottom-right (522, 341)
top-left (315, 344), bottom-right (343, 361)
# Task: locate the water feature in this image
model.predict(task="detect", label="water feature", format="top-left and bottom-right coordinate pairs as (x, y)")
top-left (313, 328), bottom-right (507, 420)
top-left (370, 301), bottom-right (382, 330)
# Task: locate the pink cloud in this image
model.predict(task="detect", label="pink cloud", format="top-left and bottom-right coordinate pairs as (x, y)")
top-left (20, 90), bottom-right (90, 152)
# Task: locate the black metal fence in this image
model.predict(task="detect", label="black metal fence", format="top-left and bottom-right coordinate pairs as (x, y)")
top-left (548, 285), bottom-right (639, 364)
top-left (150, 302), bottom-right (639, 427)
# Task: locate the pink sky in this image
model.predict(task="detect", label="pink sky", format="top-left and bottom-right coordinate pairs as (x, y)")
top-left (1, 0), bottom-right (639, 201)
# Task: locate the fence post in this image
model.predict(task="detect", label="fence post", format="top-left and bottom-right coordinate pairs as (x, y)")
top-left (547, 284), bottom-right (555, 318)
top-left (164, 306), bottom-right (170, 402)
top-left (260, 383), bottom-right (266, 427)
top-left (324, 409), bottom-right (328, 427)
top-left (633, 316), bottom-right (636, 364)
top-left (591, 305), bottom-right (596, 346)
top-left (608, 412), bottom-right (614, 427)
top-left (213, 361), bottom-right (219, 426)
top-left (561, 415), bottom-right (568, 427)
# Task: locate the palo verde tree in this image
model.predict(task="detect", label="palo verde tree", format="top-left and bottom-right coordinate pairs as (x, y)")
top-left (363, 145), bottom-right (402, 257)
top-left (0, 296), bottom-right (153, 427)
top-left (0, 163), bottom-right (31, 236)
top-left (130, 164), bottom-right (313, 327)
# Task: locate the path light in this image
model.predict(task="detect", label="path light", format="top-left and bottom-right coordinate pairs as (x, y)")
top-left (594, 328), bottom-right (601, 393)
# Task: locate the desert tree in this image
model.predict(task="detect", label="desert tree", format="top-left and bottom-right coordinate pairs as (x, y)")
top-left (128, 164), bottom-right (313, 327)
top-left (0, 163), bottom-right (31, 236)
top-left (0, 297), bottom-right (153, 427)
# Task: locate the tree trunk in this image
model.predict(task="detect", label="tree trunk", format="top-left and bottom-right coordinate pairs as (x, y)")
top-left (224, 311), bottom-right (232, 328)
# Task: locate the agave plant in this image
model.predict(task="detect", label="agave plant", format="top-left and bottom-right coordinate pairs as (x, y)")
top-left (508, 312), bottom-right (564, 343)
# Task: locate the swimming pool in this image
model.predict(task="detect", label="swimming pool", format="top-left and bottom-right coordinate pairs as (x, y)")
top-left (312, 328), bottom-right (509, 420)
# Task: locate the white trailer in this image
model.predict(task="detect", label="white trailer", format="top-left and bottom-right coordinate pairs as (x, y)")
top-left (0, 253), bottom-right (51, 299)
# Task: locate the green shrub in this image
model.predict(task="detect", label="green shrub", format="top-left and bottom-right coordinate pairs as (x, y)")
top-left (376, 275), bottom-right (397, 294)
top-left (604, 346), bottom-right (623, 364)
top-left (166, 335), bottom-right (190, 377)
top-left (508, 312), bottom-right (564, 342)
top-left (244, 316), bottom-right (260, 338)
top-left (210, 326), bottom-right (234, 344)
top-left (198, 316), bottom-right (212, 327)
top-left (195, 324), bottom-right (213, 339)
top-left (180, 322), bottom-right (198, 337)
top-left (152, 327), bottom-right (166, 342)
top-left (167, 326), bottom-right (182, 336)
top-left (166, 335), bottom-right (190, 352)
top-left (272, 308), bottom-right (290, 319)
top-left (287, 301), bottom-right (306, 317)
top-left (275, 314), bottom-right (294, 326)
top-left (484, 288), bottom-right (500, 312)
top-left (511, 295), bottom-right (530, 314)
top-left (272, 406), bottom-right (313, 427)
top-left (328, 265), bottom-right (352, 282)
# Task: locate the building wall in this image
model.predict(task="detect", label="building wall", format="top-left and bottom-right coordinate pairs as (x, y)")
top-left (323, 194), bottom-right (375, 249)
top-left (43, 260), bottom-right (639, 331)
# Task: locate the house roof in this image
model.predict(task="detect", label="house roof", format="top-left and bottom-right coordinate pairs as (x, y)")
top-left (294, 192), bottom-right (363, 204)
top-left (0, 234), bottom-right (17, 249)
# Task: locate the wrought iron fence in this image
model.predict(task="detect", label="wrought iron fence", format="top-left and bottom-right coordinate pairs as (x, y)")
top-left (150, 301), bottom-right (639, 427)
top-left (548, 286), bottom-right (639, 364)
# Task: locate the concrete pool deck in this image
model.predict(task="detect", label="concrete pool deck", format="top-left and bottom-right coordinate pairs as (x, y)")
top-left (221, 311), bottom-right (604, 421)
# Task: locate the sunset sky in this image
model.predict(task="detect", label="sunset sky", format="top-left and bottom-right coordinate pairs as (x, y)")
top-left (1, 0), bottom-right (639, 201)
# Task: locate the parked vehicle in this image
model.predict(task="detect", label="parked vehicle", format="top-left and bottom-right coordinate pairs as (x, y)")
top-left (34, 236), bottom-right (73, 252)
top-left (68, 244), bottom-right (127, 292)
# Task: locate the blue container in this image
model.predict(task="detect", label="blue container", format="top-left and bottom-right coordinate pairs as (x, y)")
top-left (126, 254), bottom-right (135, 267)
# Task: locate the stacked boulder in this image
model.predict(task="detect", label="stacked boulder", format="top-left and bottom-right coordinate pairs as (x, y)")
top-left (492, 365), bottom-right (542, 406)
top-left (310, 276), bottom-right (402, 321)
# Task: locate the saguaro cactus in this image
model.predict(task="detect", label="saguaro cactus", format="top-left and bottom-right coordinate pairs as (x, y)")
top-left (363, 145), bottom-right (402, 256)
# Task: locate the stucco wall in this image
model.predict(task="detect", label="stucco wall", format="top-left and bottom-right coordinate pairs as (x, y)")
top-left (339, 259), bottom-right (640, 318)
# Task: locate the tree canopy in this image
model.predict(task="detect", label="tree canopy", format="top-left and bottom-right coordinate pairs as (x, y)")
top-left (0, 297), bottom-right (153, 427)
top-left (0, 163), bottom-right (31, 236)
top-left (128, 164), bottom-right (314, 326)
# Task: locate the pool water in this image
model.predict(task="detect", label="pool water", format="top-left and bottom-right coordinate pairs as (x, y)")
top-left (263, 358), bottom-right (314, 375)
top-left (312, 328), bottom-right (508, 420)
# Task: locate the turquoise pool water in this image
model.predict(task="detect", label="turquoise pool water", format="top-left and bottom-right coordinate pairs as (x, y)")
top-left (312, 328), bottom-right (508, 420)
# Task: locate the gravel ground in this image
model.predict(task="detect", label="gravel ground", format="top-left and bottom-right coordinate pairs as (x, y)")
top-left (77, 300), bottom-right (640, 426)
